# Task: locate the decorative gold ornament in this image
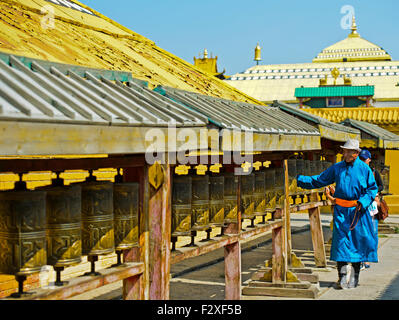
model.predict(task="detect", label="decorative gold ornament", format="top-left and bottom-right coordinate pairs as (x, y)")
top-left (149, 161), bottom-right (164, 190)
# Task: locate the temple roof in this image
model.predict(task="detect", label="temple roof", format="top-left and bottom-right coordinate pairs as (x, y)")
top-left (313, 16), bottom-right (391, 63)
top-left (0, 0), bottom-right (260, 104)
top-left (226, 16), bottom-right (398, 103)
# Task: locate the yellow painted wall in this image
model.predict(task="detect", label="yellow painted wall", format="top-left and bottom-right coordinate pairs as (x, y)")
top-left (385, 150), bottom-right (399, 194)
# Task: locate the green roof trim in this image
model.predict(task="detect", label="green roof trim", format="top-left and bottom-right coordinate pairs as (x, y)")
top-left (295, 86), bottom-right (374, 98)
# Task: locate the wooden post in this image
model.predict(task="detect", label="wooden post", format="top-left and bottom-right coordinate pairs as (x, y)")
top-left (271, 223), bottom-right (284, 283)
top-left (123, 247), bottom-right (142, 300)
top-left (224, 171), bottom-right (241, 299)
top-left (283, 159), bottom-right (292, 266)
top-left (224, 241), bottom-right (241, 299)
top-left (147, 161), bottom-right (172, 300)
top-left (308, 205), bottom-right (327, 267)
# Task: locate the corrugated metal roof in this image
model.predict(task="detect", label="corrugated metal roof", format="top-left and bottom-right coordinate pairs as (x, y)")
top-left (340, 118), bottom-right (399, 149)
top-left (155, 86), bottom-right (320, 136)
top-left (272, 101), bottom-right (361, 142)
top-left (0, 55), bottom-right (208, 127)
top-left (295, 86), bottom-right (375, 98)
top-left (0, 0), bottom-right (262, 105)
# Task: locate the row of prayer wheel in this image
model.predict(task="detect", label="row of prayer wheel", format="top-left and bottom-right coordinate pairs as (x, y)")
top-left (287, 159), bottom-right (333, 194)
top-left (171, 159), bottom-right (333, 242)
top-left (171, 168), bottom-right (286, 241)
top-left (0, 170), bottom-right (139, 297)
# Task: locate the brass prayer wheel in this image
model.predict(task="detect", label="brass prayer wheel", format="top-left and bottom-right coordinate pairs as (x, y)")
top-left (310, 161), bottom-right (318, 176)
top-left (287, 159), bottom-right (297, 194)
top-left (241, 173), bottom-right (255, 220)
top-left (304, 160), bottom-right (311, 176)
top-left (274, 167), bottom-right (285, 207)
top-left (316, 161), bottom-right (323, 175)
top-left (191, 175), bottom-right (210, 231)
top-left (223, 172), bottom-right (238, 224)
top-left (209, 176), bottom-right (224, 227)
top-left (113, 182), bottom-right (139, 251)
top-left (253, 171), bottom-right (266, 216)
top-left (295, 159), bottom-right (305, 193)
top-left (172, 175), bottom-right (192, 236)
top-left (265, 168), bottom-right (276, 211)
top-left (80, 179), bottom-right (114, 257)
top-left (38, 177), bottom-right (82, 286)
top-left (0, 187), bottom-right (47, 277)
top-left (40, 181), bottom-right (82, 269)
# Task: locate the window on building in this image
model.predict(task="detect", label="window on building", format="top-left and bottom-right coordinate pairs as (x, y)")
top-left (326, 97), bottom-right (344, 107)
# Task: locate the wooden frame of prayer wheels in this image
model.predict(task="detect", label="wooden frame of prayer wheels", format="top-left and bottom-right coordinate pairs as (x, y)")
top-left (171, 175), bottom-right (192, 237)
top-left (209, 175), bottom-right (224, 227)
top-left (223, 172), bottom-right (238, 224)
top-left (190, 175), bottom-right (210, 232)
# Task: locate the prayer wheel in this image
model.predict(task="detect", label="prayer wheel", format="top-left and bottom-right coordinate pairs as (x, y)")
top-left (209, 176), bottom-right (224, 227)
top-left (253, 171), bottom-right (266, 216)
top-left (310, 161), bottom-right (318, 176)
top-left (39, 176), bottom-right (82, 286)
top-left (172, 175), bottom-right (192, 237)
top-left (287, 159), bottom-right (297, 194)
top-left (241, 173), bottom-right (255, 220)
top-left (223, 172), bottom-right (238, 224)
top-left (275, 167), bottom-right (285, 207)
top-left (316, 160), bottom-right (323, 175)
top-left (79, 174), bottom-right (114, 275)
top-left (0, 179), bottom-right (46, 297)
top-left (296, 159), bottom-right (305, 194)
top-left (304, 160), bottom-right (311, 176)
top-left (265, 168), bottom-right (276, 212)
top-left (191, 175), bottom-right (210, 232)
top-left (113, 174), bottom-right (139, 265)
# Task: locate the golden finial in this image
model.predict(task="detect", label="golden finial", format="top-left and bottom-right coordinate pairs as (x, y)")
top-left (349, 15), bottom-right (360, 37)
top-left (203, 48), bottom-right (208, 59)
top-left (254, 43), bottom-right (261, 65)
top-left (331, 67), bottom-right (340, 85)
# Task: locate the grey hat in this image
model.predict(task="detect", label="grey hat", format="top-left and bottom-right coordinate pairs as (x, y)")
top-left (340, 139), bottom-right (361, 152)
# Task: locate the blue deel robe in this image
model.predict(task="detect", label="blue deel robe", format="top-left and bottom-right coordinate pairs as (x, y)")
top-left (297, 158), bottom-right (378, 263)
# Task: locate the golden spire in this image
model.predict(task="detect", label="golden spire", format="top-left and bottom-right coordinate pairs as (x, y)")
top-left (349, 15), bottom-right (360, 38)
top-left (203, 48), bottom-right (208, 59)
top-left (331, 67), bottom-right (340, 85)
top-left (254, 43), bottom-right (261, 65)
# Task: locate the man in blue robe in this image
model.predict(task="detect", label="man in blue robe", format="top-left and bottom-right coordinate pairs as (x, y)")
top-left (297, 139), bottom-right (378, 289)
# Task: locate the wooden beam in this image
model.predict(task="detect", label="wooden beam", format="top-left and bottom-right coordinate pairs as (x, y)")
top-left (0, 155), bottom-right (145, 173)
top-left (308, 205), bottom-right (327, 267)
top-left (171, 220), bottom-right (282, 264)
top-left (4, 262), bottom-right (144, 300)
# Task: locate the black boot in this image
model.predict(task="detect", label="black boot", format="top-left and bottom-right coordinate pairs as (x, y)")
top-left (349, 263), bottom-right (360, 288)
top-left (337, 262), bottom-right (349, 289)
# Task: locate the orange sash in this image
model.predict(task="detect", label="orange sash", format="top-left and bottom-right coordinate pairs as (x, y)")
top-left (335, 198), bottom-right (358, 208)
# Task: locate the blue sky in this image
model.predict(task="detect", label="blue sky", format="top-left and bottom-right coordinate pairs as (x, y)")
top-left (82, 0), bottom-right (399, 75)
